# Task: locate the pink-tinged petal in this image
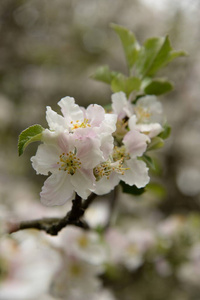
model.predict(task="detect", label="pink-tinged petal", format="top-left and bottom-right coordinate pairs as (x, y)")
top-left (111, 92), bottom-right (128, 118)
top-left (57, 132), bottom-right (72, 153)
top-left (31, 144), bottom-right (60, 175)
top-left (119, 158), bottom-right (149, 188)
top-left (58, 96), bottom-right (83, 123)
top-left (93, 173), bottom-right (120, 195)
top-left (40, 172), bottom-right (75, 206)
top-left (99, 133), bottom-right (114, 160)
top-left (75, 135), bottom-right (103, 169)
top-left (86, 104), bottom-right (105, 127)
top-left (70, 169), bottom-right (95, 199)
top-left (46, 106), bottom-right (66, 131)
top-left (123, 130), bottom-right (149, 158)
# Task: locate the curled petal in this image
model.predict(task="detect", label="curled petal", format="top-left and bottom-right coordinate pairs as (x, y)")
top-left (135, 123), bottom-right (163, 138)
top-left (58, 96), bottom-right (83, 123)
top-left (46, 107), bottom-right (66, 131)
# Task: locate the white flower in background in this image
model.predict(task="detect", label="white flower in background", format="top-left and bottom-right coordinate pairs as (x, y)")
top-left (54, 226), bottom-right (108, 265)
top-left (111, 92), bottom-right (163, 138)
top-left (93, 129), bottom-right (150, 195)
top-left (121, 228), bottom-right (155, 271)
top-left (177, 243), bottom-right (200, 287)
top-left (31, 130), bottom-right (104, 205)
top-left (46, 96), bottom-right (117, 160)
top-left (50, 255), bottom-right (103, 300)
top-left (105, 227), bottom-right (155, 271)
top-left (105, 228), bottom-right (127, 264)
top-left (129, 95), bottom-right (163, 138)
top-left (0, 234), bottom-right (60, 300)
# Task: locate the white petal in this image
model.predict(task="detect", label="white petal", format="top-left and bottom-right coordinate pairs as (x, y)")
top-left (31, 144), bottom-right (60, 175)
top-left (93, 173), bottom-right (120, 195)
top-left (99, 133), bottom-right (114, 160)
top-left (128, 115), bottom-right (137, 131)
top-left (58, 96), bottom-right (83, 123)
top-left (70, 169), bottom-right (95, 199)
top-left (46, 106), bottom-right (66, 131)
top-left (111, 92), bottom-right (128, 118)
top-left (135, 123), bottom-right (163, 138)
top-left (40, 172), bottom-right (75, 206)
top-left (74, 133), bottom-right (103, 169)
top-left (123, 130), bottom-right (149, 158)
top-left (119, 158), bottom-right (149, 188)
top-left (86, 104), bottom-right (105, 127)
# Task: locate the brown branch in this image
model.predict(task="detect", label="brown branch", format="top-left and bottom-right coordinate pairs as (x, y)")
top-left (9, 193), bottom-right (97, 236)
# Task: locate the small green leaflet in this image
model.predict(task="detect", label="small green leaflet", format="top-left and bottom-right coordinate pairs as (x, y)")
top-left (144, 79), bottom-right (174, 95)
top-left (18, 124), bottom-right (44, 156)
top-left (111, 74), bottom-right (141, 97)
top-left (135, 36), bottom-right (186, 78)
top-left (146, 137), bottom-right (164, 152)
top-left (158, 123), bottom-right (171, 140)
top-left (110, 23), bottom-right (140, 70)
top-left (141, 154), bottom-right (156, 171)
top-left (91, 65), bottom-right (119, 84)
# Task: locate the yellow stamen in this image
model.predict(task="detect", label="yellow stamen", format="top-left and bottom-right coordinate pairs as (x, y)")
top-left (57, 151), bottom-right (81, 175)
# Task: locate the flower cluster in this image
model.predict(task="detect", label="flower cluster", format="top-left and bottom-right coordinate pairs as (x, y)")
top-left (31, 92), bottom-right (164, 205)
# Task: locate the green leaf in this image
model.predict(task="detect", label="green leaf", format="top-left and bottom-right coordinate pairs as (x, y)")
top-left (111, 74), bottom-right (141, 97)
top-left (147, 137), bottom-right (164, 152)
top-left (120, 181), bottom-right (145, 196)
top-left (141, 154), bottom-right (156, 170)
top-left (110, 23), bottom-right (140, 70)
top-left (144, 79), bottom-right (174, 95)
top-left (158, 123), bottom-right (171, 139)
top-left (135, 36), bottom-right (186, 78)
top-left (18, 124), bottom-right (44, 156)
top-left (91, 65), bottom-right (118, 84)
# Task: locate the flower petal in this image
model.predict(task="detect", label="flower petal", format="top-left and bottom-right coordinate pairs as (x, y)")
top-left (111, 92), bottom-right (128, 119)
top-left (119, 158), bottom-right (149, 188)
top-left (93, 173), bottom-right (120, 195)
top-left (86, 104), bottom-right (105, 127)
top-left (40, 172), bottom-right (75, 206)
top-left (58, 96), bottom-right (83, 123)
top-left (70, 169), bottom-right (95, 199)
top-left (46, 106), bottom-right (66, 131)
top-left (123, 130), bottom-right (149, 158)
top-left (31, 144), bottom-right (60, 175)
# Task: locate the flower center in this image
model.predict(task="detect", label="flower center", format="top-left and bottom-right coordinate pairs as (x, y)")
top-left (94, 159), bottom-right (129, 181)
top-left (134, 106), bottom-right (151, 123)
top-left (57, 151), bottom-right (81, 175)
top-left (70, 118), bottom-right (91, 131)
top-left (112, 146), bottom-right (130, 162)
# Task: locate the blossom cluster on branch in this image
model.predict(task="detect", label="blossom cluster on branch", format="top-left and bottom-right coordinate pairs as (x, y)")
top-left (1, 24), bottom-right (187, 299)
top-left (30, 92), bottom-right (164, 206)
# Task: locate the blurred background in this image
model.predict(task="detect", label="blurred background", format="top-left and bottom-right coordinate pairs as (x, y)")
top-left (1, 0), bottom-right (200, 299)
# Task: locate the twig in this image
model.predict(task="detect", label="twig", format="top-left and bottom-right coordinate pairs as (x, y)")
top-left (9, 193), bottom-right (97, 236)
